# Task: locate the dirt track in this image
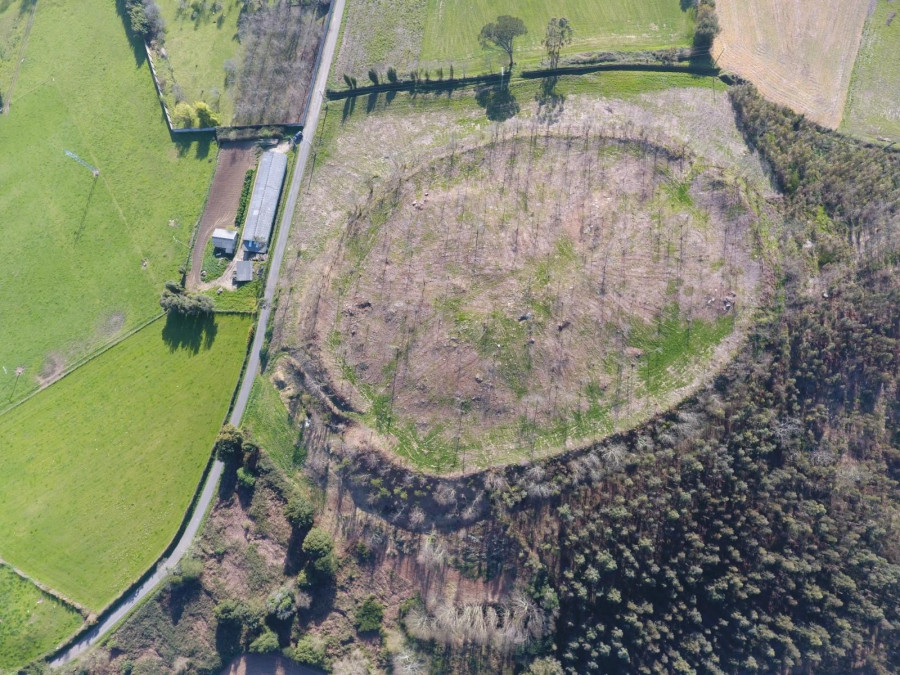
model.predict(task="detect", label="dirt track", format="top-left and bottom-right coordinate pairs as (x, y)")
top-left (188, 141), bottom-right (258, 289)
top-left (715, 0), bottom-right (869, 128)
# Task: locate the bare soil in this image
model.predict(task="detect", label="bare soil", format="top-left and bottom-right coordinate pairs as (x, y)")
top-left (295, 135), bottom-right (761, 465)
top-left (188, 142), bottom-right (258, 290)
top-left (715, 0), bottom-right (870, 128)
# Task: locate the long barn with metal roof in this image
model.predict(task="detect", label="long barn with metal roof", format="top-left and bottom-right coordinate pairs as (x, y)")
top-left (242, 150), bottom-right (288, 254)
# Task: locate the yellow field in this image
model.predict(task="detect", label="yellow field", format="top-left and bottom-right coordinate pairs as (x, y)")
top-left (715, 0), bottom-right (869, 128)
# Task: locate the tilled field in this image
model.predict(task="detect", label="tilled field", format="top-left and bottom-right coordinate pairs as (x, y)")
top-left (715, 0), bottom-right (869, 128)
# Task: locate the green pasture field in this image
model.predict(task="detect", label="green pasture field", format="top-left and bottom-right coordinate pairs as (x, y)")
top-left (154, 0), bottom-right (243, 124)
top-left (0, 313), bottom-right (251, 611)
top-left (842, 0), bottom-right (900, 142)
top-left (0, 0), bottom-right (215, 408)
top-left (0, 0), bottom-right (35, 94)
top-left (332, 0), bottom-right (694, 83)
top-left (421, 0), bottom-right (695, 72)
top-left (0, 566), bottom-right (83, 670)
top-left (243, 375), bottom-right (304, 475)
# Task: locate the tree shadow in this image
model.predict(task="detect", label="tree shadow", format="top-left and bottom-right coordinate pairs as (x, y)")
top-left (161, 312), bottom-right (219, 354)
top-left (680, 0), bottom-right (694, 10)
top-left (475, 80), bottom-right (519, 122)
top-left (341, 95), bottom-right (356, 122)
top-left (113, 0), bottom-right (148, 67)
top-left (173, 131), bottom-right (214, 159)
top-left (166, 581), bottom-right (200, 625)
top-left (365, 91), bottom-right (378, 114)
top-left (215, 619), bottom-right (243, 660)
top-left (535, 76), bottom-right (564, 125)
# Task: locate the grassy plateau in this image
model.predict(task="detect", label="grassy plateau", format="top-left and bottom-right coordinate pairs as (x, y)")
top-left (0, 0), bottom-right (215, 408)
top-left (243, 375), bottom-right (304, 475)
top-left (0, 313), bottom-right (251, 611)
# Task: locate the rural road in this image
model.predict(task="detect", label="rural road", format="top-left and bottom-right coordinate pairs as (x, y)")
top-left (49, 0), bottom-right (346, 665)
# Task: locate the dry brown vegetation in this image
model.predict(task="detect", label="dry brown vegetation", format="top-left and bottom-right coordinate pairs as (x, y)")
top-left (714, 0), bottom-right (869, 128)
top-left (233, 1), bottom-right (328, 124)
top-left (296, 133), bottom-right (761, 469)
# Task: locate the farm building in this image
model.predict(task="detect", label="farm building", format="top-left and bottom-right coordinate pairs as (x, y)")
top-left (242, 150), bottom-right (288, 253)
top-left (211, 228), bottom-right (239, 255)
top-left (235, 260), bottom-right (254, 283)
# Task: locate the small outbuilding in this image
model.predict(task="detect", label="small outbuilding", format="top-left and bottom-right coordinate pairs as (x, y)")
top-left (235, 260), bottom-right (254, 283)
top-left (211, 228), bottom-right (239, 255)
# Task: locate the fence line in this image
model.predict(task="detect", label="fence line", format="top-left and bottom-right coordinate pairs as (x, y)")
top-left (0, 313), bottom-right (165, 421)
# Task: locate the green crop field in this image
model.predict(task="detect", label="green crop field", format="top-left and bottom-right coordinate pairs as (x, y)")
top-left (421, 0), bottom-right (695, 71)
top-left (154, 0), bottom-right (244, 124)
top-left (843, 0), bottom-right (900, 142)
top-left (0, 0), bottom-right (215, 409)
top-left (333, 0), bottom-right (694, 83)
top-left (0, 313), bottom-right (251, 611)
top-left (0, 566), bottom-right (83, 670)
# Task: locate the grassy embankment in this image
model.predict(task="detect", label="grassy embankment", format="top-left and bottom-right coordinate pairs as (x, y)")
top-left (0, 0), bottom-right (215, 409)
top-left (154, 0), bottom-right (244, 124)
top-left (243, 375), bottom-right (305, 475)
top-left (0, 566), bottom-right (83, 671)
top-left (333, 0), bottom-right (694, 84)
top-left (842, 0), bottom-right (900, 142)
top-left (0, 313), bottom-right (252, 611)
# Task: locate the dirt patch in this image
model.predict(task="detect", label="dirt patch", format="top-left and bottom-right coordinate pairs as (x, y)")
top-left (297, 135), bottom-right (761, 468)
top-left (37, 352), bottom-right (65, 387)
top-left (715, 0), bottom-right (869, 128)
top-left (188, 141), bottom-right (258, 290)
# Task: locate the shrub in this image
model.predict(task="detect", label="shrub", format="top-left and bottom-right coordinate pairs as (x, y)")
top-left (236, 466), bottom-right (256, 490)
top-left (172, 102), bottom-right (195, 128)
top-left (248, 628), bottom-right (279, 654)
top-left (301, 527), bottom-right (333, 559)
top-left (311, 552), bottom-right (337, 579)
top-left (284, 495), bottom-right (315, 530)
top-left (215, 424), bottom-right (245, 464)
top-left (170, 555), bottom-right (203, 587)
top-left (355, 595), bottom-right (384, 633)
top-left (159, 282), bottom-right (213, 314)
top-left (265, 586), bottom-right (296, 621)
top-left (292, 634), bottom-right (327, 667)
top-left (193, 101), bottom-right (220, 127)
top-left (214, 598), bottom-right (248, 625)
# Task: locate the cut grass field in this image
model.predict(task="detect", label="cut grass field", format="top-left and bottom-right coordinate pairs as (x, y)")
top-left (154, 0), bottom-right (243, 124)
top-left (0, 0), bottom-right (215, 407)
top-left (842, 0), bottom-right (900, 143)
top-left (714, 0), bottom-right (869, 128)
top-left (0, 313), bottom-right (251, 611)
top-left (333, 0), bottom-right (694, 83)
top-left (0, 566), bottom-right (83, 670)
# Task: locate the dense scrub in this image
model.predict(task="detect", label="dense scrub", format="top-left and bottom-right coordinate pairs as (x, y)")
top-left (730, 85), bottom-right (900, 257)
top-left (531, 271), bottom-right (900, 673)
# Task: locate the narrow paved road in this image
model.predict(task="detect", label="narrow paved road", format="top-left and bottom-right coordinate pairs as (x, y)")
top-left (49, 0), bottom-right (346, 665)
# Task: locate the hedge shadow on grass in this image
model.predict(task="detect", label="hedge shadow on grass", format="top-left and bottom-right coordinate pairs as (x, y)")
top-left (161, 312), bottom-right (219, 354)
